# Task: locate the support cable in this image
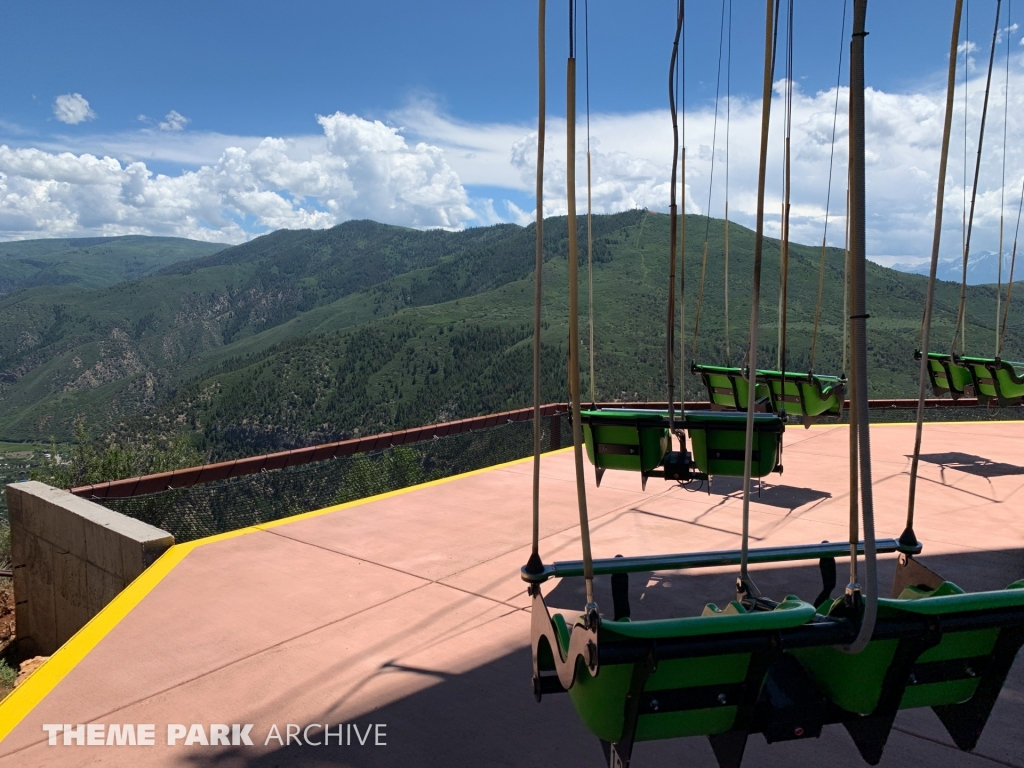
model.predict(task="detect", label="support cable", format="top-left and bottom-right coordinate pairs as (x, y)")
top-left (1001, 174), bottom-right (1024, 348)
top-left (906, 0), bottom-right (964, 556)
top-left (668, 1), bottom-right (684, 430)
top-left (691, 0), bottom-right (728, 359)
top-left (724, 0), bottom-right (732, 365)
top-left (585, 0), bottom-right (595, 403)
top-left (997, 0), bottom-right (1010, 357)
top-left (739, 0), bottom-right (777, 593)
top-left (810, 0), bottom-right (848, 372)
top-left (953, 0), bottom-right (1001, 355)
top-left (525, 0), bottom-right (547, 576)
top-left (778, 0), bottom-right (794, 412)
top-left (565, 0), bottom-right (596, 612)
top-left (845, 0), bottom-right (877, 655)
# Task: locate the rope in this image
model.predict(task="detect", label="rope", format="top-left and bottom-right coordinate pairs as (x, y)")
top-left (1000, 174), bottom-right (1024, 350)
top-left (845, 0), bottom-right (877, 656)
top-left (739, 0), bottom-right (777, 592)
top-left (997, 0), bottom-right (1010, 357)
top-left (906, 0), bottom-right (963, 559)
top-left (667, 1), bottom-right (684, 431)
top-left (585, 0), bottom-right (595, 403)
top-left (810, 0), bottom-right (848, 372)
top-left (565, 0), bottom-right (596, 610)
top-left (691, 0), bottom-right (728, 359)
top-left (843, 182), bottom-right (850, 375)
top-left (953, 0), bottom-right (1001, 355)
top-left (724, 0), bottom-right (732, 365)
top-left (679, 11), bottom-right (688, 411)
top-left (778, 0), bottom-right (793, 406)
top-left (525, 0), bottom-right (547, 576)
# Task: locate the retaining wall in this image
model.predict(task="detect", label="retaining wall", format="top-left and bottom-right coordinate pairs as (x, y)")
top-left (6, 481), bottom-right (173, 656)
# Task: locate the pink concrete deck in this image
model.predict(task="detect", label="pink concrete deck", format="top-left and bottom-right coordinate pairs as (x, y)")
top-left (1, 422), bottom-right (1022, 767)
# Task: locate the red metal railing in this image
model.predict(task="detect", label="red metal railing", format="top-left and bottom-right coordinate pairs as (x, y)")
top-left (69, 397), bottom-right (982, 500)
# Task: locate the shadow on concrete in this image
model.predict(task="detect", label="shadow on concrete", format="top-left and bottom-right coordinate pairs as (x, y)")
top-left (918, 452), bottom-right (1024, 479)
top-left (188, 549), bottom-right (1024, 768)
top-left (704, 476), bottom-right (832, 512)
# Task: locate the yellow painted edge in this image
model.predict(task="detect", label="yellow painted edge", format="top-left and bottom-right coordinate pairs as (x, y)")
top-left (0, 446), bottom-right (569, 743)
top-left (806, 419), bottom-right (1022, 428)
top-left (0, 543), bottom-right (192, 743)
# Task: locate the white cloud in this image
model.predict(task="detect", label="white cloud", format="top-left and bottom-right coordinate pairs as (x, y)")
top-left (0, 112), bottom-right (473, 242)
top-left (52, 93), bottom-right (96, 125)
top-left (159, 110), bottom-right (190, 132)
top-left (11, 61), bottom-right (1024, 260)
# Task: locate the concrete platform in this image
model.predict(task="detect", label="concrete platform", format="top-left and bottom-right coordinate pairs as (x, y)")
top-left (0, 422), bottom-right (1022, 767)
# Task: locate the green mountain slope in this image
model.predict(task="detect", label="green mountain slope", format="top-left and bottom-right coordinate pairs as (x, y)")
top-left (0, 236), bottom-right (227, 294)
top-left (121, 212), bottom-right (1024, 459)
top-left (2, 211), bottom-right (1020, 452)
top-left (0, 215), bottom-right (624, 440)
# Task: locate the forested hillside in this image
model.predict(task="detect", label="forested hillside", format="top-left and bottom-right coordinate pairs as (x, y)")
top-left (0, 236), bottom-right (225, 295)
top-left (1, 213), bottom-right (1021, 458)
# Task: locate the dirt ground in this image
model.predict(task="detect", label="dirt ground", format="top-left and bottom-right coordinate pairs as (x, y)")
top-left (0, 579), bottom-right (15, 698)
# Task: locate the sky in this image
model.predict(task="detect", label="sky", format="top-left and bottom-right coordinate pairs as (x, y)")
top-left (0, 0), bottom-right (1020, 266)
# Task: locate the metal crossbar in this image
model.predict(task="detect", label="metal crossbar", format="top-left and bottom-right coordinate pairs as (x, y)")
top-left (521, 538), bottom-right (920, 584)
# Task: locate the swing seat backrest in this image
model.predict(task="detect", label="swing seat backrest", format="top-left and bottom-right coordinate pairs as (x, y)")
top-left (580, 410), bottom-right (669, 474)
top-left (959, 356), bottom-right (1024, 406)
top-left (557, 596), bottom-right (816, 744)
top-left (758, 370), bottom-right (845, 420)
top-left (960, 356), bottom-right (1001, 404)
top-left (988, 359), bottom-right (1024, 405)
top-left (692, 364), bottom-right (771, 411)
top-left (790, 581), bottom-right (1024, 716)
top-left (685, 410), bottom-right (784, 478)
top-left (915, 350), bottom-right (973, 398)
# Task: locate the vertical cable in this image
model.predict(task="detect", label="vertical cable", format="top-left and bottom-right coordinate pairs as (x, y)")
top-left (668, 1), bottom-right (684, 429)
top-left (691, 0), bottom-right (728, 360)
top-left (567, 2), bottom-right (595, 610)
top-left (997, 0), bottom-right (1010, 356)
top-left (724, 0), bottom-right (732, 365)
top-left (907, 0), bottom-right (964, 553)
top-left (739, 0), bottom-right (777, 591)
top-left (953, 0), bottom-right (1002, 354)
top-left (565, 0), bottom-right (595, 610)
top-left (1002, 174), bottom-right (1024, 347)
top-left (810, 0), bottom-right (848, 372)
top-left (525, 0), bottom-right (547, 576)
top-left (846, 0), bottom-right (877, 655)
top-left (778, 0), bottom-right (793, 410)
top-left (585, 0), bottom-right (595, 403)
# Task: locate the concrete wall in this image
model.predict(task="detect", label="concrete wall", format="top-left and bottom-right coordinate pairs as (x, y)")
top-left (6, 481), bottom-right (174, 656)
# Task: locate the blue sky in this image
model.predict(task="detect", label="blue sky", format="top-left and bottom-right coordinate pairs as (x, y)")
top-left (0, 0), bottom-right (1020, 264)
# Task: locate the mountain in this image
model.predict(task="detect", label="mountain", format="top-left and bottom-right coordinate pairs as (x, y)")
top-left (888, 250), bottom-right (1021, 286)
top-left (1, 212), bottom-right (1021, 456)
top-left (0, 236), bottom-right (227, 295)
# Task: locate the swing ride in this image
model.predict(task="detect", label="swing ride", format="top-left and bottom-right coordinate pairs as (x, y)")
top-left (919, 0), bottom-right (1024, 408)
top-left (521, 2), bottom-right (1024, 767)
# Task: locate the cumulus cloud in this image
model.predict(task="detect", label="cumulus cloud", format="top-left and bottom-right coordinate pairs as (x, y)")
top-left (11, 62), bottom-right (1024, 257)
top-left (159, 110), bottom-right (190, 132)
top-left (0, 112), bottom-right (473, 242)
top-left (52, 93), bottom-right (96, 125)
top-left (400, 61), bottom-right (1024, 262)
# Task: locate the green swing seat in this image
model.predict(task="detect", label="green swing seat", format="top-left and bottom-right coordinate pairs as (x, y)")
top-left (791, 579), bottom-right (1024, 761)
top-left (691, 364), bottom-right (771, 411)
top-left (685, 410), bottom-right (784, 477)
top-left (580, 409), bottom-right (670, 487)
top-left (960, 356), bottom-right (1024, 407)
top-left (548, 597), bottom-right (817, 745)
top-left (580, 409), bottom-right (784, 484)
top-left (757, 370), bottom-right (845, 427)
top-left (532, 572), bottom-right (1024, 767)
top-left (914, 350), bottom-right (975, 399)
